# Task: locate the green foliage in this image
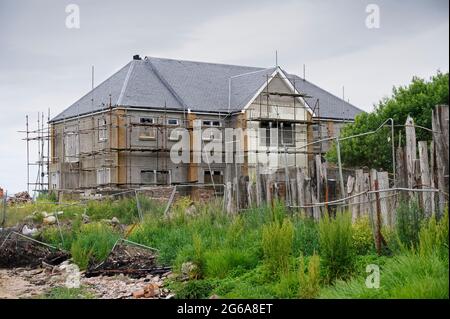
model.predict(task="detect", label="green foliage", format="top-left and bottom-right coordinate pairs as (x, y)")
top-left (352, 217), bottom-right (374, 255)
top-left (419, 209), bottom-right (449, 258)
top-left (396, 200), bottom-right (424, 249)
top-left (321, 252), bottom-right (449, 299)
top-left (319, 212), bottom-right (355, 283)
top-left (326, 72), bottom-right (449, 171)
top-left (262, 218), bottom-right (294, 275)
top-left (204, 249), bottom-right (258, 278)
top-left (298, 253), bottom-right (321, 299)
top-left (169, 279), bottom-right (218, 299)
top-left (292, 216), bottom-right (320, 256)
top-left (70, 222), bottom-right (120, 269)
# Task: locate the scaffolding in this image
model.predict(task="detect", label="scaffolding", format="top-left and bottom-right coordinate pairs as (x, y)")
top-left (20, 71), bottom-right (350, 199)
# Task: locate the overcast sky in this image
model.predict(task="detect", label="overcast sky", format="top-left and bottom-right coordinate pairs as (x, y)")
top-left (0, 0), bottom-right (448, 194)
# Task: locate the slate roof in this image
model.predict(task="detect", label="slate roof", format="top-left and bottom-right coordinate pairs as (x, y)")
top-left (51, 57), bottom-right (364, 122)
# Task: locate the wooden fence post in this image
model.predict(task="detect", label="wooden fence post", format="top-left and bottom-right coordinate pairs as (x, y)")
top-left (432, 105), bottom-right (449, 216)
top-left (418, 141), bottom-right (432, 217)
top-left (405, 116), bottom-right (417, 199)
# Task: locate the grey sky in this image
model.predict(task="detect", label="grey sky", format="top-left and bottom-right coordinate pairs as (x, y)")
top-left (0, 0), bottom-right (448, 194)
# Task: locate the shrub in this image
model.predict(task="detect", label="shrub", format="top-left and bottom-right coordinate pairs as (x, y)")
top-left (298, 253), bottom-right (321, 299)
top-left (70, 223), bottom-right (120, 269)
top-left (262, 218), bottom-right (294, 275)
top-left (396, 199), bottom-right (424, 249)
top-left (419, 209), bottom-right (449, 258)
top-left (352, 216), bottom-right (374, 255)
top-left (319, 212), bottom-right (355, 283)
top-left (171, 279), bottom-right (217, 299)
top-left (292, 216), bottom-right (319, 256)
top-left (204, 248), bottom-right (258, 278)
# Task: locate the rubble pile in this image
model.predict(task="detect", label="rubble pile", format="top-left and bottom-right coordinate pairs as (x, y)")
top-left (86, 242), bottom-right (170, 278)
top-left (82, 272), bottom-right (174, 299)
top-left (0, 232), bottom-right (69, 268)
top-left (7, 191), bottom-right (32, 205)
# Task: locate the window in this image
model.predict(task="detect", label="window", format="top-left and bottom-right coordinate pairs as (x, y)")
top-left (204, 170), bottom-right (223, 184)
top-left (96, 168), bottom-right (111, 185)
top-left (98, 118), bottom-right (107, 141)
top-left (202, 120), bottom-right (221, 127)
top-left (141, 170), bottom-right (170, 184)
top-left (64, 130), bottom-right (79, 163)
top-left (139, 127), bottom-right (156, 140)
top-left (259, 121), bottom-right (294, 146)
top-left (259, 121), bottom-right (272, 147)
top-left (167, 118), bottom-right (179, 126)
top-left (279, 122), bottom-right (294, 146)
top-left (140, 117), bottom-right (154, 124)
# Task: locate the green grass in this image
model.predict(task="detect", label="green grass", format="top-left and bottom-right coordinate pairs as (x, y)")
top-left (320, 252), bottom-right (449, 299)
top-left (15, 195), bottom-right (447, 299)
top-left (319, 212), bottom-right (355, 283)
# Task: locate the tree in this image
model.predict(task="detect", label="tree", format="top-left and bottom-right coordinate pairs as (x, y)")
top-left (326, 71), bottom-right (449, 171)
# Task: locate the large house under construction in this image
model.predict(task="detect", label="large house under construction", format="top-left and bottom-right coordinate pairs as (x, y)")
top-left (48, 56), bottom-right (363, 193)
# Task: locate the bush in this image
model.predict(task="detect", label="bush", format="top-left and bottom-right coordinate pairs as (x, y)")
top-left (293, 216), bottom-right (319, 256)
top-left (298, 253), bottom-right (321, 299)
top-left (396, 199), bottom-right (424, 249)
top-left (352, 217), bottom-right (374, 255)
top-left (171, 279), bottom-right (217, 299)
top-left (262, 218), bottom-right (294, 275)
top-left (70, 223), bottom-right (120, 269)
top-left (319, 212), bottom-right (355, 283)
top-left (419, 209), bottom-right (449, 258)
top-left (204, 248), bottom-right (258, 278)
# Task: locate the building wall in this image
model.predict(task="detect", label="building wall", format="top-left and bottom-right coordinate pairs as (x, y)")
top-left (49, 102), bottom-right (350, 192)
top-left (245, 74), bottom-right (310, 178)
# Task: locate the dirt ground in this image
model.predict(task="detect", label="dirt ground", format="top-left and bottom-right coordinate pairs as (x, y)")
top-left (0, 268), bottom-right (50, 299)
top-left (0, 267), bottom-right (173, 299)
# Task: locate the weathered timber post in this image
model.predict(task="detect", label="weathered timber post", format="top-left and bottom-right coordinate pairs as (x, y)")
top-left (405, 116), bottom-right (417, 199)
top-left (432, 105), bottom-right (449, 216)
top-left (418, 141), bottom-right (432, 217)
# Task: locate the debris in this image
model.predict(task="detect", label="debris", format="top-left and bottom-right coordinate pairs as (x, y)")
top-left (86, 239), bottom-right (167, 278)
top-left (82, 213), bottom-right (90, 223)
top-left (111, 217), bottom-right (120, 225)
top-left (132, 289), bottom-right (145, 298)
top-left (7, 191), bottom-right (32, 205)
top-left (21, 225), bottom-right (38, 236)
top-left (43, 215), bottom-right (57, 225)
top-left (0, 232), bottom-right (69, 268)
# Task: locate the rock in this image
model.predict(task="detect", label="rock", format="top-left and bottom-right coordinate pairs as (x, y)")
top-left (132, 289), bottom-right (145, 298)
top-left (209, 294), bottom-right (220, 299)
top-left (40, 211), bottom-right (49, 218)
top-left (82, 214), bottom-right (90, 223)
top-left (22, 225), bottom-right (38, 236)
top-left (56, 211), bottom-right (64, 216)
top-left (43, 216), bottom-right (56, 225)
top-left (181, 262), bottom-right (198, 278)
top-left (111, 217), bottom-right (120, 225)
